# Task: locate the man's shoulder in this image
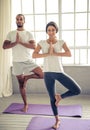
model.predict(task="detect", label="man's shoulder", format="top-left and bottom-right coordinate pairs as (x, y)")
top-left (25, 30), bottom-right (32, 34)
top-left (8, 30), bottom-right (17, 34)
top-left (25, 30), bottom-right (33, 38)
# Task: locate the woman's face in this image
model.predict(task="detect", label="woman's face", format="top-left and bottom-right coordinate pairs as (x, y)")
top-left (47, 26), bottom-right (57, 38)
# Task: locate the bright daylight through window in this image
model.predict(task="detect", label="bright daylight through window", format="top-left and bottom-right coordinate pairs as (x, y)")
top-left (11, 0), bottom-right (90, 65)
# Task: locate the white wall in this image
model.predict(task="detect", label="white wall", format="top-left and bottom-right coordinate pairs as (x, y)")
top-left (12, 66), bottom-right (90, 95)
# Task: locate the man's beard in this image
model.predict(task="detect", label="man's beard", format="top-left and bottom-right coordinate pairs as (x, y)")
top-left (17, 24), bottom-right (23, 28)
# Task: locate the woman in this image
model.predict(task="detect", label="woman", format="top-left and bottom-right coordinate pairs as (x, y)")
top-left (32, 21), bottom-right (81, 129)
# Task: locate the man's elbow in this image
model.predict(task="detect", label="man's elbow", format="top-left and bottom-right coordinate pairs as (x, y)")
top-left (2, 44), bottom-right (6, 49)
top-left (2, 41), bottom-right (8, 49)
top-left (32, 53), bottom-right (36, 58)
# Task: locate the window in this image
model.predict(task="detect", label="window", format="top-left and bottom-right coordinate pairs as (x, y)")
top-left (11, 0), bottom-right (90, 65)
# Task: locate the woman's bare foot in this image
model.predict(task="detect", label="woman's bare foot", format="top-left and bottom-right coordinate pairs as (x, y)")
top-left (55, 94), bottom-right (62, 107)
top-left (52, 120), bottom-right (60, 129)
top-left (21, 105), bottom-right (28, 112)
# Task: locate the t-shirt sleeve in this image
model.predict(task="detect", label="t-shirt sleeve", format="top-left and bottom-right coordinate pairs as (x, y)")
top-left (28, 31), bottom-right (34, 40)
top-left (60, 40), bottom-right (65, 46)
top-left (6, 32), bottom-right (12, 41)
top-left (38, 40), bottom-right (43, 47)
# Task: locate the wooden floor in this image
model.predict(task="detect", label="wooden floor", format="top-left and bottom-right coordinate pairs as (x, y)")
top-left (0, 94), bottom-right (90, 130)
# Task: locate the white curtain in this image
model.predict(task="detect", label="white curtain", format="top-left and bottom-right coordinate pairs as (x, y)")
top-left (0, 0), bottom-right (13, 97)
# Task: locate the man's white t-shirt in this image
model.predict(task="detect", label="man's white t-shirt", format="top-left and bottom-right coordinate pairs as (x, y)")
top-left (38, 40), bottom-right (64, 73)
top-left (6, 30), bottom-right (34, 62)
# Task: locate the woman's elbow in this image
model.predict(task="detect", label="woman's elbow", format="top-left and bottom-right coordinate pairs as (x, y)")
top-left (69, 52), bottom-right (72, 57)
top-left (67, 51), bottom-right (72, 57)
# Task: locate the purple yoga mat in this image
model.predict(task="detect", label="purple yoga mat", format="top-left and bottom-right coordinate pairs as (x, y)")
top-left (3, 103), bottom-right (82, 117)
top-left (26, 117), bottom-right (90, 130)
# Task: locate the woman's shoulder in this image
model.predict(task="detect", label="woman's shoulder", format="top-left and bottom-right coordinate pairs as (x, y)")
top-left (38, 40), bottom-right (46, 47)
top-left (57, 39), bottom-right (65, 43)
top-left (57, 39), bottom-right (65, 46)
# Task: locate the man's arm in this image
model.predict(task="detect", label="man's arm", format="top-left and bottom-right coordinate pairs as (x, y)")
top-left (3, 40), bottom-right (17, 49)
top-left (19, 40), bottom-right (36, 49)
top-left (3, 32), bottom-right (20, 49)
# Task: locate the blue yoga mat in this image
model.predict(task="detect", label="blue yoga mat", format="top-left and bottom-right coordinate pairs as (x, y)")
top-left (26, 116), bottom-right (90, 130)
top-left (3, 103), bottom-right (82, 117)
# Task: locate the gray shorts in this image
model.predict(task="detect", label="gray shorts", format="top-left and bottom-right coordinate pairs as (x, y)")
top-left (12, 60), bottom-right (38, 76)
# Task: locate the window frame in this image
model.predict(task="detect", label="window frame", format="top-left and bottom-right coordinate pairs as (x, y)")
top-left (11, 0), bottom-right (90, 65)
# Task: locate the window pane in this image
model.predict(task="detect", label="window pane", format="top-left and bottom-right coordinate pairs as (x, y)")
top-left (62, 14), bottom-right (74, 29)
top-left (24, 15), bottom-right (34, 31)
top-left (47, 15), bottom-right (58, 25)
top-left (11, 0), bottom-right (90, 65)
top-left (89, 13), bottom-right (90, 29)
top-left (34, 0), bottom-right (45, 14)
top-left (88, 31), bottom-right (90, 46)
top-left (35, 15), bottom-right (45, 30)
top-left (76, 0), bottom-right (87, 12)
top-left (62, 50), bottom-right (74, 64)
top-left (35, 32), bottom-right (46, 42)
top-left (75, 31), bottom-right (87, 46)
top-left (62, 0), bottom-right (74, 12)
top-left (47, 0), bottom-right (58, 13)
top-left (75, 49), bottom-right (79, 64)
top-left (62, 31), bottom-right (74, 46)
top-left (80, 49), bottom-right (87, 64)
top-left (75, 13), bottom-right (87, 29)
top-left (11, 0), bottom-right (21, 29)
top-left (22, 0), bottom-right (33, 14)
top-left (11, 16), bottom-right (17, 30)
top-left (11, 0), bottom-right (21, 15)
top-left (88, 49), bottom-right (90, 64)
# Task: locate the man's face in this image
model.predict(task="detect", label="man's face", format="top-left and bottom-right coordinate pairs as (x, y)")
top-left (16, 15), bottom-right (25, 28)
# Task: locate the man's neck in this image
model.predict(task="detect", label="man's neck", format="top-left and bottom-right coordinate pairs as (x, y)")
top-left (17, 28), bottom-right (24, 31)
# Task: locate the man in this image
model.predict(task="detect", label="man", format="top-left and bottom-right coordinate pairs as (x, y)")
top-left (3, 14), bottom-right (43, 112)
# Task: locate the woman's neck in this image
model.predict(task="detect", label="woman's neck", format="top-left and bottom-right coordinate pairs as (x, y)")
top-left (47, 37), bottom-right (57, 44)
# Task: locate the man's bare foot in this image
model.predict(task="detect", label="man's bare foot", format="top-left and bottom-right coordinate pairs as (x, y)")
top-left (52, 120), bottom-right (60, 129)
top-left (21, 105), bottom-right (28, 112)
top-left (55, 94), bottom-right (62, 107)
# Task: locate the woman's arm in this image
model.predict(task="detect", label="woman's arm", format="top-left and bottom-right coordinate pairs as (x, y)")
top-left (53, 42), bottom-right (72, 57)
top-left (32, 44), bottom-right (49, 58)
